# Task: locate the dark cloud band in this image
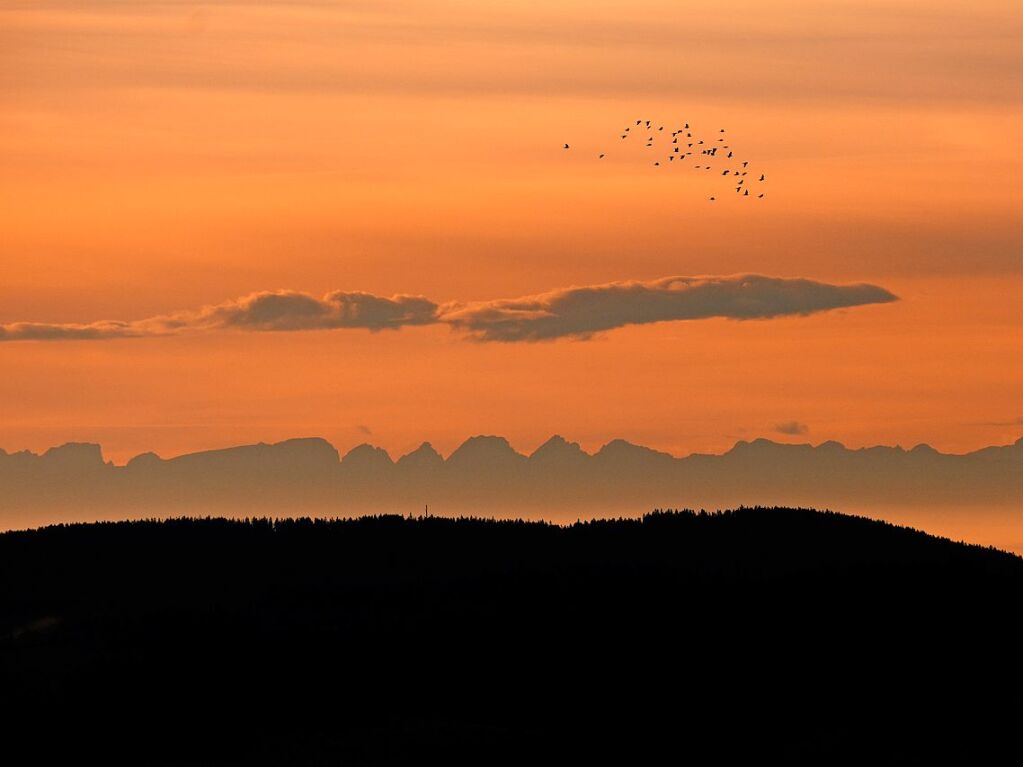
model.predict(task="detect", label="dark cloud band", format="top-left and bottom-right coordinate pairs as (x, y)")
top-left (438, 275), bottom-right (897, 341)
top-left (0, 274), bottom-right (896, 343)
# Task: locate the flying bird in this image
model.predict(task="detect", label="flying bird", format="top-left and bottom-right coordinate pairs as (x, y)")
top-left (570, 116), bottom-right (769, 199)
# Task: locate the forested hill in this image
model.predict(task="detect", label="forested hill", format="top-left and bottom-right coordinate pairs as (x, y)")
top-left (2, 508), bottom-right (1021, 764)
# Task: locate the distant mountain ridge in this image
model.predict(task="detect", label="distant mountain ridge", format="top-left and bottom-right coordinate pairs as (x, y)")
top-left (3, 433), bottom-right (1022, 537)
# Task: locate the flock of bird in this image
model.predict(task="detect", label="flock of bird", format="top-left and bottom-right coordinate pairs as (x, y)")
top-left (564, 119), bottom-right (766, 201)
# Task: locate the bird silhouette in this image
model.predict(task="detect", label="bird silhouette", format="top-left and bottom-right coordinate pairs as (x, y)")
top-left (599, 154), bottom-right (605, 159)
top-left (759, 174), bottom-right (765, 181)
top-left (564, 144), bottom-right (570, 149)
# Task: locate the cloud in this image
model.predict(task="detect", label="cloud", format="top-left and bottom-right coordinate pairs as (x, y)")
top-left (774, 421), bottom-right (809, 436)
top-left (195, 290), bottom-right (439, 332)
top-left (0, 321), bottom-right (143, 342)
top-left (0, 290), bottom-right (439, 341)
top-left (0, 274), bottom-right (896, 343)
top-left (979, 416), bottom-right (1023, 427)
top-left (438, 275), bottom-right (897, 342)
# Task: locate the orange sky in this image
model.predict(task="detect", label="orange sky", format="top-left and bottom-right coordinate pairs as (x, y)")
top-left (2, 0), bottom-right (1022, 465)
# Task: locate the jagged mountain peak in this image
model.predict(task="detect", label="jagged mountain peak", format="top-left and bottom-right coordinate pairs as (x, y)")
top-left (397, 442), bottom-right (444, 468)
top-left (447, 435), bottom-right (526, 464)
top-left (41, 442), bottom-right (106, 469)
top-left (595, 438), bottom-right (674, 461)
top-left (126, 451), bottom-right (164, 469)
top-left (342, 443), bottom-right (394, 468)
top-left (530, 435), bottom-right (590, 462)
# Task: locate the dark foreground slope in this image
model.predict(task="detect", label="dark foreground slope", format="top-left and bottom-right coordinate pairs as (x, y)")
top-left (2, 508), bottom-right (1021, 765)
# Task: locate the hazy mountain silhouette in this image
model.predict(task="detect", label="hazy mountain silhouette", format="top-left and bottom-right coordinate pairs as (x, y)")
top-left (2, 509), bottom-right (1020, 764)
top-left (2, 434), bottom-right (1023, 545)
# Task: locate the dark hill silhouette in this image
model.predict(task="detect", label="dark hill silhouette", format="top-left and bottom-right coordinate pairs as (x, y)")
top-left (1, 508), bottom-right (1020, 764)
top-left (3, 434), bottom-right (1023, 548)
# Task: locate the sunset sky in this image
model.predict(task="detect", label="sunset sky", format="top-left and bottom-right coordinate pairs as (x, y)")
top-left (2, 0), bottom-right (1022, 464)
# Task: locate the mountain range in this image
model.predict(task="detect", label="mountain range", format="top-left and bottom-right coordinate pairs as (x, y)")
top-left (3, 434), bottom-right (1022, 546)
